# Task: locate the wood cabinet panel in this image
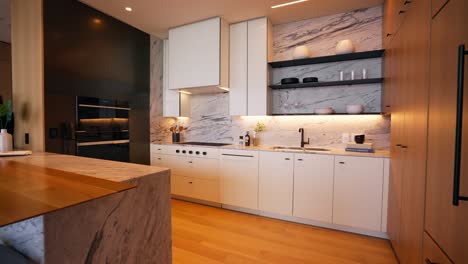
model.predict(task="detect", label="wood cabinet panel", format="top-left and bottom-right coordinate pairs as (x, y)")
top-left (422, 232), bottom-right (453, 264)
top-left (426, 0), bottom-right (468, 263)
top-left (431, 0), bottom-right (449, 18)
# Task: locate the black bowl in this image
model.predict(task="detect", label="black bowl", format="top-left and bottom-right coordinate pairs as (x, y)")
top-left (281, 78), bottom-right (299, 85)
top-left (303, 77), bottom-right (319, 83)
top-left (354, 134), bottom-right (365, 144)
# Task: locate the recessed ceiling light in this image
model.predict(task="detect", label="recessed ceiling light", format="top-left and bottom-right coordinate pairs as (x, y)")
top-left (271, 0), bottom-right (308, 9)
top-left (125, 7), bottom-right (132, 12)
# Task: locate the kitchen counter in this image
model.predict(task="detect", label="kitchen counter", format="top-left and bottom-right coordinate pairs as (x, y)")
top-left (153, 142), bottom-right (390, 158)
top-left (0, 153), bottom-right (171, 263)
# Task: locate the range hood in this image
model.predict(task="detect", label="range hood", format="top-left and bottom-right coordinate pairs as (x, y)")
top-left (168, 17), bottom-right (229, 94)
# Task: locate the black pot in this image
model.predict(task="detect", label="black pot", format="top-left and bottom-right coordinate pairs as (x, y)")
top-left (281, 78), bottom-right (299, 85)
top-left (303, 77), bottom-right (319, 83)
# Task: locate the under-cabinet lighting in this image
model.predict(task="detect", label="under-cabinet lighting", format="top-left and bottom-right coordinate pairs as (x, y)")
top-left (271, 0), bottom-right (308, 9)
top-left (218, 87), bottom-right (230, 92)
top-left (178, 91), bottom-right (192, 95)
top-left (125, 7), bottom-right (133, 12)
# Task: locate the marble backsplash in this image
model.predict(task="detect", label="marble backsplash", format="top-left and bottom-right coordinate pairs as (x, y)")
top-left (273, 6), bottom-right (382, 61)
top-left (149, 5), bottom-right (390, 150)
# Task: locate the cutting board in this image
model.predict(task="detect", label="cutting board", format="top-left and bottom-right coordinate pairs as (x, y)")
top-left (0, 150), bottom-right (32, 157)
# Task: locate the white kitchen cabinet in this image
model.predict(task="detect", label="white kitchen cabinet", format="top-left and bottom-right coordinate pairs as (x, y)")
top-left (162, 39), bottom-right (180, 117)
top-left (229, 17), bottom-right (271, 116)
top-left (168, 17), bottom-right (228, 94)
top-left (333, 156), bottom-right (385, 232)
top-left (259, 151), bottom-right (294, 216)
top-left (220, 150), bottom-right (259, 210)
top-left (293, 153), bottom-right (334, 223)
top-left (229, 22), bottom-right (248, 116)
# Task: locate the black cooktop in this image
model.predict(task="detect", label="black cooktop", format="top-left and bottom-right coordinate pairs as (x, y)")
top-left (178, 142), bottom-right (231, 147)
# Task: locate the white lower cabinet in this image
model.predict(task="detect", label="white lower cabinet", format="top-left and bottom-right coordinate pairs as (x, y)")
top-left (172, 176), bottom-right (219, 202)
top-left (293, 154), bottom-right (334, 223)
top-left (259, 151), bottom-right (294, 216)
top-left (333, 156), bottom-right (385, 232)
top-left (220, 150), bottom-right (259, 210)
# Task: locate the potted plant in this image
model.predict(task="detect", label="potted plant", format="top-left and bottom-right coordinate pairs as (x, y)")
top-left (169, 123), bottom-right (187, 143)
top-left (252, 122), bottom-right (266, 146)
top-left (0, 99), bottom-right (13, 152)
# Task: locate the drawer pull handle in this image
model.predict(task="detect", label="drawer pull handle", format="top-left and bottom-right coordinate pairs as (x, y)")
top-left (297, 159), bottom-right (303, 161)
top-left (188, 161), bottom-right (193, 163)
top-left (386, 33), bottom-right (392, 37)
top-left (188, 182), bottom-right (193, 184)
top-left (399, 10), bottom-right (406, 15)
top-left (157, 158), bottom-right (161, 160)
top-left (403, 0), bottom-right (411, 5)
top-left (221, 154), bottom-right (254, 158)
top-left (339, 162), bottom-right (345, 164)
top-left (285, 158), bottom-right (291, 160)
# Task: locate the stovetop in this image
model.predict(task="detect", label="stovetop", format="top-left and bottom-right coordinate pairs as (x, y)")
top-left (178, 142), bottom-right (231, 147)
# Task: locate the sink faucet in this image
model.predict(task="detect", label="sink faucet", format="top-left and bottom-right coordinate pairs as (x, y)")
top-left (298, 128), bottom-right (310, 148)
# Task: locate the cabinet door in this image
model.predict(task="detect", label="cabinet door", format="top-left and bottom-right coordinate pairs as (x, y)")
top-left (426, 0), bottom-right (468, 263)
top-left (247, 17), bottom-right (270, 116)
top-left (220, 150), bottom-right (259, 210)
top-left (258, 151), bottom-right (294, 216)
top-left (229, 22), bottom-right (248, 116)
top-left (333, 156), bottom-right (384, 231)
top-left (151, 154), bottom-right (167, 168)
top-left (422, 232), bottom-right (453, 264)
top-left (162, 39), bottom-right (180, 117)
top-left (165, 155), bottom-right (189, 176)
top-left (168, 17), bottom-right (220, 89)
top-left (293, 154), bottom-right (334, 223)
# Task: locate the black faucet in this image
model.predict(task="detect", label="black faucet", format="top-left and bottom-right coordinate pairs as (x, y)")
top-left (299, 128), bottom-right (310, 148)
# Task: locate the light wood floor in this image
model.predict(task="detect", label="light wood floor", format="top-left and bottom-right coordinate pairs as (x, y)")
top-left (171, 199), bottom-right (398, 264)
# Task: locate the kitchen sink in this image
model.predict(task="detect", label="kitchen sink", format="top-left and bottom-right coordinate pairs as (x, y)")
top-left (272, 146), bottom-right (330, 152)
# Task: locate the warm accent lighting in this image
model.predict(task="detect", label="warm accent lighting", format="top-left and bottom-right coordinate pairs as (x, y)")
top-left (271, 0), bottom-right (308, 9)
top-left (179, 91), bottom-right (192, 95)
top-left (125, 7), bottom-right (133, 12)
top-left (218, 87), bottom-right (230, 92)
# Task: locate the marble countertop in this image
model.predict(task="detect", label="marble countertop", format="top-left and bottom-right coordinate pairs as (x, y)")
top-left (153, 142), bottom-right (390, 158)
top-left (3, 152), bottom-right (169, 182)
top-left (0, 153), bottom-right (169, 227)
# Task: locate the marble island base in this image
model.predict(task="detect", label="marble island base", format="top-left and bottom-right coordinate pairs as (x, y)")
top-left (0, 153), bottom-right (171, 264)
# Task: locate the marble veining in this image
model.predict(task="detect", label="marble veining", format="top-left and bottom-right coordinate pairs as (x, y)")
top-left (273, 6), bottom-right (382, 61)
top-left (149, 6), bottom-right (389, 150)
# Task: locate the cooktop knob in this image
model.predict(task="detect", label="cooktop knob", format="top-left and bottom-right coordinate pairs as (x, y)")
top-left (202, 152), bottom-right (207, 155)
top-left (189, 151), bottom-right (193, 154)
top-left (195, 151), bottom-right (200, 155)
top-left (182, 150), bottom-right (186, 154)
top-left (176, 150), bottom-right (180, 153)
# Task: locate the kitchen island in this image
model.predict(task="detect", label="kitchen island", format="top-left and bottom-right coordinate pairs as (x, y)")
top-left (0, 153), bottom-right (171, 263)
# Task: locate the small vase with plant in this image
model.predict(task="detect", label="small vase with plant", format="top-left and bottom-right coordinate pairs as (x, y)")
top-left (252, 122), bottom-right (266, 146)
top-left (0, 100), bottom-right (13, 152)
top-left (169, 123), bottom-right (187, 143)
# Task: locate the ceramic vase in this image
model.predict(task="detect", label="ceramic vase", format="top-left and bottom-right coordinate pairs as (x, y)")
top-left (292, 45), bottom-right (310, 59)
top-left (335, 39), bottom-right (355, 54)
top-left (0, 129), bottom-right (13, 152)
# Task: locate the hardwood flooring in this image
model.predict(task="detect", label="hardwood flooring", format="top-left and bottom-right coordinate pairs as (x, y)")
top-left (172, 199), bottom-right (398, 264)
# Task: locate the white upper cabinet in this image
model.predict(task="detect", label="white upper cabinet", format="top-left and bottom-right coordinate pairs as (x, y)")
top-left (259, 151), bottom-right (294, 216)
top-left (229, 17), bottom-right (271, 116)
top-left (293, 153), bottom-right (334, 223)
top-left (162, 39), bottom-right (180, 117)
top-left (168, 17), bottom-right (229, 94)
top-left (333, 156), bottom-right (385, 232)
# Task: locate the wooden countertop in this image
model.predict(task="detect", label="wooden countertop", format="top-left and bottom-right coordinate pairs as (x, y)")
top-left (0, 159), bottom-right (135, 228)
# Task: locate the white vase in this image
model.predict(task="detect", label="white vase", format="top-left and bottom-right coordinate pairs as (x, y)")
top-left (335, 39), bottom-right (355, 54)
top-left (292, 45), bottom-right (310, 59)
top-left (0, 129), bottom-right (13, 153)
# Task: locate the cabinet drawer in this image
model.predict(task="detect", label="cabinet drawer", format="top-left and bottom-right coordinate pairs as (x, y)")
top-left (172, 175), bottom-right (219, 203)
top-left (151, 154), bottom-right (167, 167)
top-left (151, 144), bottom-right (166, 154)
top-left (423, 232), bottom-right (453, 264)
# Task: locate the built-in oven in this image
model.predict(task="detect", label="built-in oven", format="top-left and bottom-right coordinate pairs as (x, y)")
top-left (75, 96), bottom-right (130, 162)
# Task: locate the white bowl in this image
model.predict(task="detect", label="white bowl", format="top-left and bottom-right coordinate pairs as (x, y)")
top-left (314, 107), bottom-right (335, 115)
top-left (292, 45), bottom-right (310, 59)
top-left (346, 104), bottom-right (365, 114)
top-left (336, 39), bottom-right (355, 55)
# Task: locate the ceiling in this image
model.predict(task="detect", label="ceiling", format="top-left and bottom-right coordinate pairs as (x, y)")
top-left (0, 0), bottom-right (10, 43)
top-left (79, 0), bottom-right (383, 38)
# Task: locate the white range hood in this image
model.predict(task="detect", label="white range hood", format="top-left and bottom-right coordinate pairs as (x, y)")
top-left (168, 17), bottom-right (229, 94)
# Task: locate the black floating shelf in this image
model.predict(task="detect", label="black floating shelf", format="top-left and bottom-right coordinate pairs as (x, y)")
top-left (269, 49), bottom-right (385, 68)
top-left (271, 112), bottom-right (383, 116)
top-left (269, 78), bottom-right (383, 89)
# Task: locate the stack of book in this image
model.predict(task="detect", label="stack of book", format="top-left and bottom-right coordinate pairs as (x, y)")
top-left (345, 142), bottom-right (375, 153)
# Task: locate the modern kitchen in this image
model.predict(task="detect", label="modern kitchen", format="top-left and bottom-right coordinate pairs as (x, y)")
top-left (0, 0), bottom-right (466, 263)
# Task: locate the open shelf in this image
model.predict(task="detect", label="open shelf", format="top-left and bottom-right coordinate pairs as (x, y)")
top-left (269, 78), bottom-right (383, 89)
top-left (271, 112), bottom-right (383, 116)
top-left (268, 49), bottom-right (385, 68)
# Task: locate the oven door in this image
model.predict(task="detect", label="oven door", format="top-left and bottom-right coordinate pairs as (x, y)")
top-left (76, 140), bottom-right (129, 162)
